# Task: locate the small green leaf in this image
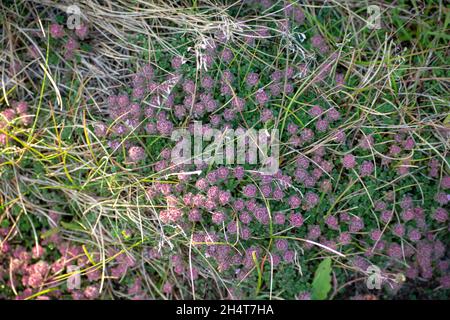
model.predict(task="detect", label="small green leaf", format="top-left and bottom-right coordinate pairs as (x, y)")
top-left (40, 227), bottom-right (60, 239)
top-left (60, 221), bottom-right (86, 232)
top-left (311, 257), bottom-right (332, 300)
top-left (252, 251), bottom-right (263, 297)
top-left (444, 115), bottom-right (450, 124)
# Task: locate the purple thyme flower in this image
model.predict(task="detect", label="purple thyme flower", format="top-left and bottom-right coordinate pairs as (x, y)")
top-left (94, 122), bottom-right (108, 137)
top-left (209, 114), bottom-right (222, 127)
top-left (340, 212), bottom-right (350, 222)
top-left (294, 159), bottom-right (309, 172)
top-left (404, 137), bottom-right (416, 150)
top-left (271, 186), bottom-right (283, 201)
top-left (441, 175), bottom-right (450, 189)
top-left (309, 105), bottom-right (323, 117)
top-left (333, 129), bottom-right (346, 143)
top-left (284, 83), bottom-right (294, 95)
top-left (408, 229), bottom-right (421, 242)
top-left (392, 223), bottom-right (405, 237)
top-left (326, 107), bottom-right (341, 121)
top-left (401, 209), bottom-right (415, 222)
top-left (193, 102), bottom-right (205, 118)
top-left (287, 123), bottom-right (299, 135)
top-left (220, 48), bottom-right (233, 63)
top-left (156, 120), bottom-right (173, 136)
top-left (117, 94), bottom-right (129, 109)
top-left (234, 198), bottom-right (245, 211)
top-left (234, 166), bottom-right (245, 180)
top-left (389, 145), bottom-right (402, 155)
top-left (50, 23), bottom-right (64, 38)
top-left (222, 70), bottom-right (234, 83)
top-left (283, 250), bottom-right (295, 263)
top-left (75, 23), bottom-right (89, 39)
top-left (349, 216), bottom-right (364, 233)
top-left (220, 84), bottom-right (232, 96)
top-left (201, 75), bottom-right (214, 90)
top-left (246, 199), bottom-right (257, 211)
top-left (246, 72), bottom-right (259, 86)
top-left (240, 211), bottom-right (252, 224)
top-left (439, 275), bottom-right (450, 289)
top-left (162, 282), bottom-right (173, 294)
top-left (131, 72), bottom-right (147, 88)
top-left (311, 34), bottom-right (324, 48)
top-left (183, 79), bottom-right (196, 94)
top-left (232, 97), bottom-right (246, 112)
top-left (374, 201), bottom-right (387, 211)
top-left (358, 135), bottom-right (374, 150)
top-left (145, 122), bottom-right (157, 134)
top-left (207, 186), bottom-right (219, 199)
top-left (304, 192), bottom-right (319, 209)
top-left (269, 82), bottom-right (282, 97)
top-left (288, 195), bottom-right (301, 209)
top-left (84, 285), bottom-right (100, 299)
top-left (260, 108), bottom-right (273, 123)
top-left (216, 167), bottom-right (229, 179)
top-left (320, 180), bottom-right (332, 193)
top-left (14, 101), bottom-right (29, 114)
top-left (65, 37), bottom-right (79, 51)
top-left (274, 212), bottom-right (285, 225)
top-left (227, 221), bottom-right (237, 234)
top-left (132, 87), bottom-right (145, 99)
top-left (204, 199), bottom-right (216, 211)
top-left (335, 73), bottom-right (345, 86)
top-left (195, 178), bottom-right (208, 190)
top-left (255, 89), bottom-right (269, 105)
top-left (400, 195), bottom-right (413, 209)
top-left (241, 227), bottom-right (251, 240)
top-left (325, 215), bottom-right (339, 230)
top-left (300, 128), bottom-right (314, 142)
top-left (254, 210), bottom-right (270, 230)
top-left (435, 192), bottom-right (449, 205)
top-left (315, 119), bottom-right (329, 132)
top-left (380, 210), bottom-right (393, 223)
top-left (308, 225), bottom-right (321, 240)
top-left (128, 146), bottom-right (145, 162)
top-left (434, 240), bottom-right (445, 259)
top-left (433, 208), bottom-right (448, 223)
top-left (271, 69), bottom-right (283, 82)
top-left (141, 64), bottom-right (154, 80)
top-left (243, 184), bottom-right (258, 198)
top-left (370, 229), bottom-right (382, 242)
top-left (223, 108), bottom-right (236, 121)
top-left (387, 243), bottom-right (403, 259)
top-left (260, 184), bottom-right (272, 198)
top-left (338, 232), bottom-right (351, 245)
top-left (188, 209), bottom-right (202, 222)
top-left (275, 239), bottom-right (288, 251)
top-left (359, 161), bottom-right (374, 177)
top-left (290, 213), bottom-right (304, 227)
top-left (296, 291), bottom-right (311, 301)
top-left (218, 190), bottom-right (231, 205)
top-left (171, 56), bottom-right (184, 69)
top-left (205, 99), bottom-right (218, 112)
top-left (342, 154), bottom-right (356, 169)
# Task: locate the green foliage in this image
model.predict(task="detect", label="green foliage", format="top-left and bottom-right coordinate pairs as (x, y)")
top-left (311, 258), bottom-right (332, 300)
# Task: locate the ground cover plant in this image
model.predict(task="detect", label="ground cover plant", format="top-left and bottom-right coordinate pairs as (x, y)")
top-left (0, 0), bottom-right (449, 300)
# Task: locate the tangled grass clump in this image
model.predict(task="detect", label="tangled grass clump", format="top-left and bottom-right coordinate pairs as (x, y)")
top-left (0, 0), bottom-right (449, 300)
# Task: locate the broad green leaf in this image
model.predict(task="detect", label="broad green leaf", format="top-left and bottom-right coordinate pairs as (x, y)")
top-left (311, 258), bottom-right (332, 300)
